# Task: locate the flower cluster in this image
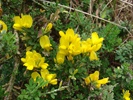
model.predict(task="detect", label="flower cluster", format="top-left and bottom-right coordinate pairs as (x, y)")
top-left (21, 50), bottom-right (48, 70)
top-left (20, 21), bottom-right (57, 86)
top-left (55, 28), bottom-right (104, 64)
top-left (13, 14), bottom-right (33, 31)
top-left (21, 50), bottom-right (57, 86)
top-left (123, 90), bottom-right (130, 100)
top-left (2, 9), bottom-right (131, 99)
top-left (81, 32), bottom-right (104, 60)
top-left (55, 29), bottom-right (81, 64)
top-left (84, 71), bottom-right (109, 88)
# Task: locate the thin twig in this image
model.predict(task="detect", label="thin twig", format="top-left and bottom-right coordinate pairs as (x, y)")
top-left (120, 0), bottom-right (133, 6)
top-left (101, 0), bottom-right (113, 13)
top-left (44, 86), bottom-right (68, 95)
top-left (33, 0), bottom-right (46, 9)
top-left (89, 0), bottom-right (92, 17)
top-left (37, 0), bottom-right (132, 36)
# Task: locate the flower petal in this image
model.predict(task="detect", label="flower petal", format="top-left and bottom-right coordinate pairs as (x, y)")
top-left (31, 72), bottom-right (40, 81)
top-left (89, 51), bottom-right (98, 61)
top-left (0, 20), bottom-right (7, 32)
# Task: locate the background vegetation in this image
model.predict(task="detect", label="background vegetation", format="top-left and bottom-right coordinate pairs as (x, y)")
top-left (0, 0), bottom-right (133, 100)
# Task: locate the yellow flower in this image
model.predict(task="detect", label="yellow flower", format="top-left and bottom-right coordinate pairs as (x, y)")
top-left (86, 32), bottom-right (104, 61)
top-left (84, 71), bottom-right (99, 85)
top-left (67, 55), bottom-right (73, 61)
top-left (59, 31), bottom-right (69, 50)
top-left (89, 71), bottom-right (99, 82)
top-left (41, 69), bottom-right (57, 85)
top-left (55, 52), bottom-right (65, 64)
top-left (0, 20), bottom-right (7, 33)
top-left (84, 71), bottom-right (109, 88)
top-left (80, 32), bottom-right (104, 61)
top-left (40, 35), bottom-right (52, 52)
top-left (81, 41), bottom-right (89, 53)
top-left (68, 37), bottom-right (81, 55)
top-left (31, 72), bottom-right (40, 81)
top-left (21, 50), bottom-right (48, 70)
top-left (31, 69), bottom-right (57, 86)
top-left (123, 90), bottom-right (130, 100)
top-left (45, 23), bottom-right (53, 32)
top-left (13, 14), bottom-right (33, 30)
top-left (96, 78), bottom-right (109, 88)
top-left (56, 28), bottom-right (82, 64)
top-left (89, 51), bottom-right (98, 61)
top-left (21, 51), bottom-right (35, 70)
top-left (91, 32), bottom-right (104, 45)
top-left (65, 28), bottom-right (77, 42)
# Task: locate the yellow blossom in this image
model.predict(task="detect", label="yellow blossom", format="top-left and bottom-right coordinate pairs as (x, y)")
top-left (81, 41), bottom-right (89, 53)
top-left (21, 50), bottom-right (48, 70)
top-left (81, 32), bottom-right (104, 61)
top-left (31, 69), bottom-right (57, 86)
top-left (40, 35), bottom-right (52, 52)
top-left (55, 52), bottom-right (65, 64)
top-left (96, 78), bottom-right (109, 88)
top-left (84, 71), bottom-right (99, 85)
top-left (45, 23), bottom-right (53, 32)
top-left (56, 28), bottom-right (82, 64)
top-left (0, 20), bottom-right (7, 33)
top-left (31, 72), bottom-right (40, 81)
top-left (41, 69), bottom-right (57, 85)
top-left (68, 37), bottom-right (81, 55)
top-left (123, 90), bottom-right (130, 100)
top-left (89, 51), bottom-right (98, 61)
top-left (91, 32), bottom-right (104, 45)
top-left (13, 14), bottom-right (33, 30)
top-left (84, 71), bottom-right (109, 88)
top-left (59, 31), bottom-right (69, 50)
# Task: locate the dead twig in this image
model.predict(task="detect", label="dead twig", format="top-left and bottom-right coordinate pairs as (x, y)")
top-left (36, 0), bottom-right (132, 36)
top-left (119, 0), bottom-right (133, 7)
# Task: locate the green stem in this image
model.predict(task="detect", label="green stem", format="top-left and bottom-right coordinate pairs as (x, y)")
top-left (43, 86), bottom-right (68, 95)
top-left (4, 31), bottom-right (20, 100)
